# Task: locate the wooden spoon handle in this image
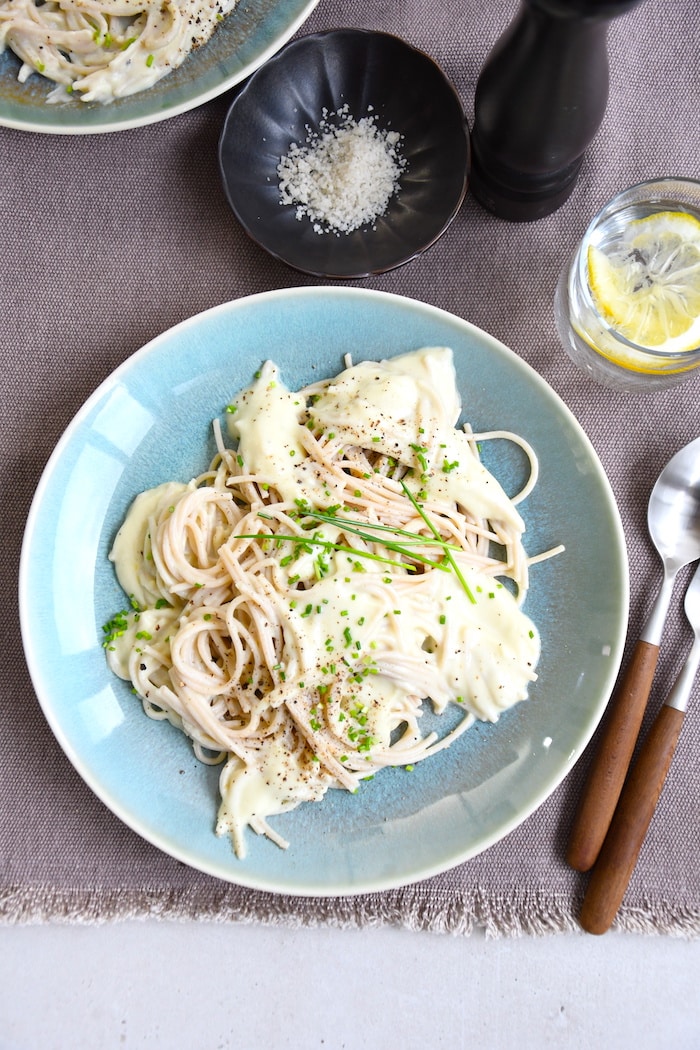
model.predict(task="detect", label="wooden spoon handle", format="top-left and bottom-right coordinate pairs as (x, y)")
top-left (579, 703), bottom-right (685, 935)
top-left (566, 639), bottom-right (659, 872)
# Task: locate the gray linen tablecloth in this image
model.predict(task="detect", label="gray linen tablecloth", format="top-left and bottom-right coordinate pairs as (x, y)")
top-left (2, 0), bottom-right (699, 934)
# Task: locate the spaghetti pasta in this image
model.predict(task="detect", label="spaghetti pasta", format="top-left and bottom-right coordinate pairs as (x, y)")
top-left (103, 347), bottom-right (559, 857)
top-left (0, 0), bottom-right (238, 103)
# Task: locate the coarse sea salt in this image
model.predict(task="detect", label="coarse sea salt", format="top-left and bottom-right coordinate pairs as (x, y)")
top-left (277, 105), bottom-right (407, 235)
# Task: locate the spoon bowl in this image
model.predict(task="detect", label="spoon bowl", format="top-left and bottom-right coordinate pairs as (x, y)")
top-left (645, 436), bottom-right (700, 642)
top-left (649, 465), bottom-right (700, 561)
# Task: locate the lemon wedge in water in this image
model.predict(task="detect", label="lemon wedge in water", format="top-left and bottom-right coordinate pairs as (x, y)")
top-left (587, 210), bottom-right (700, 352)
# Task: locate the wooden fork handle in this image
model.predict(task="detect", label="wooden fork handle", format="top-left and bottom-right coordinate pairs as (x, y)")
top-left (566, 639), bottom-right (659, 872)
top-left (579, 703), bottom-right (685, 935)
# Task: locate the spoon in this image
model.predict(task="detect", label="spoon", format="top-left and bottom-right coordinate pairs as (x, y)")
top-left (579, 559), bottom-right (700, 934)
top-left (567, 435), bottom-right (700, 872)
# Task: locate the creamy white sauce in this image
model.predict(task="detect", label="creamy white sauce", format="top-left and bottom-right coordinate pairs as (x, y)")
top-left (229, 348), bottom-right (523, 529)
top-left (216, 745), bottom-right (329, 855)
top-left (308, 347), bottom-right (461, 463)
top-left (275, 566), bottom-right (538, 722)
top-left (229, 361), bottom-right (306, 503)
top-left (109, 481), bottom-right (189, 609)
top-left (105, 606), bottom-right (179, 681)
top-left (416, 428), bottom-right (524, 531)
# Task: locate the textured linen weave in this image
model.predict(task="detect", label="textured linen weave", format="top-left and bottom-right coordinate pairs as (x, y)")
top-left (1, 0), bottom-right (699, 933)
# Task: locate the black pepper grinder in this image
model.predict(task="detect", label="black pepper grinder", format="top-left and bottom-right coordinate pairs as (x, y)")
top-left (469, 0), bottom-right (648, 221)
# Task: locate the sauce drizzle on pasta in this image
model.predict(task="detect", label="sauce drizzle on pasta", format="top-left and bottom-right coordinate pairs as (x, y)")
top-left (104, 348), bottom-right (560, 857)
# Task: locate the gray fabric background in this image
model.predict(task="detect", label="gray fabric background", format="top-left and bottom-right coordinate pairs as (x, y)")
top-left (1, 0), bottom-right (699, 934)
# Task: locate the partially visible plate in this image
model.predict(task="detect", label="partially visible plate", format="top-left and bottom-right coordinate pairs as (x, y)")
top-left (19, 287), bottom-right (628, 896)
top-left (0, 0), bottom-right (318, 134)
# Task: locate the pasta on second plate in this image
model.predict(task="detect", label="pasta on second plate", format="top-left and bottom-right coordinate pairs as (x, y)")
top-left (0, 0), bottom-right (238, 103)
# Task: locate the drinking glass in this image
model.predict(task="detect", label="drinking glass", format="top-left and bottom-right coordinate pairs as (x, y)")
top-left (554, 177), bottom-right (700, 391)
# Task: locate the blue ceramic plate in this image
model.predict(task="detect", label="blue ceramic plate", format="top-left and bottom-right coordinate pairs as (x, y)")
top-left (19, 288), bottom-right (628, 896)
top-left (0, 0), bottom-right (318, 134)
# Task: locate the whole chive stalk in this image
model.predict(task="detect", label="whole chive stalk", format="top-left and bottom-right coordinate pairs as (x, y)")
top-left (235, 533), bottom-right (416, 573)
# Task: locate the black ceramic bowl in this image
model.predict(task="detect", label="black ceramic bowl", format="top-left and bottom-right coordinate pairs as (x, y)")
top-left (218, 29), bottom-right (470, 278)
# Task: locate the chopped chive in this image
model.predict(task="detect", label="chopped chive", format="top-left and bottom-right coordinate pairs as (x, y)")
top-left (410, 443), bottom-right (429, 472)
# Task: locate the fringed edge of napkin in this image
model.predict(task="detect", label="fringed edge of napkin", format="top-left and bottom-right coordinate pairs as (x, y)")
top-left (2, 884), bottom-right (699, 938)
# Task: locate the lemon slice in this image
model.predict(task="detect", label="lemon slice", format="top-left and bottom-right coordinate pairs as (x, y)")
top-left (587, 210), bottom-right (700, 352)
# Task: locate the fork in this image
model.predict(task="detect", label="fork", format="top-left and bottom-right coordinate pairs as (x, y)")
top-left (578, 560), bottom-right (700, 934)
